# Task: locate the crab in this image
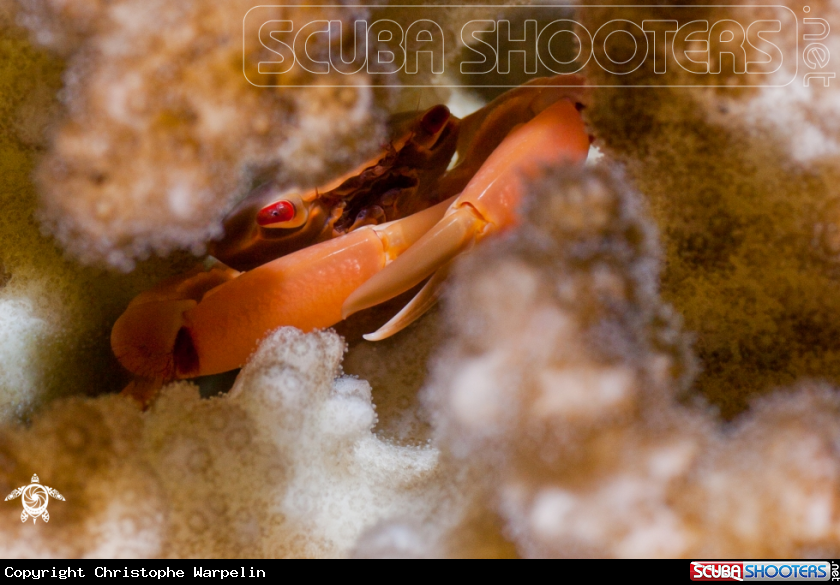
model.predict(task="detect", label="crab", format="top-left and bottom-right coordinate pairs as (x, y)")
top-left (111, 76), bottom-right (591, 405)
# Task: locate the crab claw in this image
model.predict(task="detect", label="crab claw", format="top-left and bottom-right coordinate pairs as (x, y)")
top-left (111, 262), bottom-right (241, 381)
top-left (341, 98), bottom-right (590, 339)
top-left (112, 197), bottom-right (454, 383)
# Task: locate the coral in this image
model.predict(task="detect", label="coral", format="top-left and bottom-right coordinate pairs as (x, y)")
top-left (578, 0), bottom-right (840, 163)
top-left (356, 167), bottom-right (840, 558)
top-left (3, 0), bottom-right (840, 559)
top-left (0, 328), bottom-right (451, 558)
top-left (8, 162), bottom-right (840, 558)
top-left (707, 0), bottom-right (840, 164)
top-left (684, 384), bottom-right (840, 557)
top-left (416, 166), bottom-right (704, 557)
top-left (0, 20), bottom-right (195, 422)
top-left (343, 307), bottom-right (442, 444)
top-left (15, 0), bottom-right (546, 270)
top-left (356, 2), bottom-right (840, 558)
top-left (18, 0), bottom-right (389, 269)
top-left (579, 0), bottom-right (840, 416)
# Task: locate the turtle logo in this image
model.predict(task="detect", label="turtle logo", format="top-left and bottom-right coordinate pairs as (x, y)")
top-left (5, 474), bottom-right (65, 524)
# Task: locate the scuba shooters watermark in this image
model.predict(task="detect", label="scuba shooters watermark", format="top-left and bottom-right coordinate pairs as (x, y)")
top-left (242, 4), bottom-right (828, 88)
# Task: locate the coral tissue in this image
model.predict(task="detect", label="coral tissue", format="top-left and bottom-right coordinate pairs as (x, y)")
top-left (2, 0), bottom-right (840, 559)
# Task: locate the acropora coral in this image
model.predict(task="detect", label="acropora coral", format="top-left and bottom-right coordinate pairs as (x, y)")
top-left (387, 167), bottom-right (840, 557)
top-left (1, 0), bottom-right (840, 559)
top-left (18, 0), bottom-right (390, 270)
top-left (579, 0), bottom-right (840, 416)
top-left (0, 328), bottom-right (449, 557)
top-left (0, 13), bottom-right (195, 422)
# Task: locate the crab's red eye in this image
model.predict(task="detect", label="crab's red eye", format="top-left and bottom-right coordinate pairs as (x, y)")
top-left (257, 200), bottom-right (296, 227)
top-left (421, 105), bottom-right (450, 135)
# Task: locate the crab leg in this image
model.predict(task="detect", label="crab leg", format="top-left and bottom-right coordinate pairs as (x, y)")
top-left (341, 98), bottom-right (590, 338)
top-left (434, 75), bottom-right (586, 200)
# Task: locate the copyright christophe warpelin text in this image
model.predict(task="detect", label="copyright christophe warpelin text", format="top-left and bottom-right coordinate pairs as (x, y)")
top-left (5, 567), bottom-right (268, 579)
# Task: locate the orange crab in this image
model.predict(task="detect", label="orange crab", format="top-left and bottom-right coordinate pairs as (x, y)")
top-left (112, 76), bottom-right (591, 404)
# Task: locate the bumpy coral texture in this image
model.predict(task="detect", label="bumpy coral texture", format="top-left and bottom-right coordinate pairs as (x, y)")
top-left (0, 16), bottom-right (194, 422)
top-left (17, 0), bottom-right (508, 270)
top-left (0, 328), bottom-right (455, 558)
top-left (17, 0), bottom-right (388, 269)
top-left (4, 0), bottom-right (840, 559)
top-left (578, 0), bottom-right (840, 163)
top-left (716, 0), bottom-right (840, 164)
top-left (578, 0), bottom-right (840, 416)
top-left (357, 167), bottom-right (840, 558)
top-left (6, 164), bottom-right (840, 558)
top-left (343, 307), bottom-right (441, 444)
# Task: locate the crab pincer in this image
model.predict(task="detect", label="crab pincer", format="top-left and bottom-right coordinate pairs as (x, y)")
top-left (342, 97), bottom-right (590, 340)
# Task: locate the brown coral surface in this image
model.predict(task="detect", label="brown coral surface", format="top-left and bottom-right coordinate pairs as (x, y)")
top-left (404, 168), bottom-right (840, 558)
top-left (1, 0), bottom-right (840, 559)
top-left (19, 0), bottom-right (390, 270)
top-left (0, 329), bottom-right (453, 558)
top-left (579, 0), bottom-right (840, 417)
